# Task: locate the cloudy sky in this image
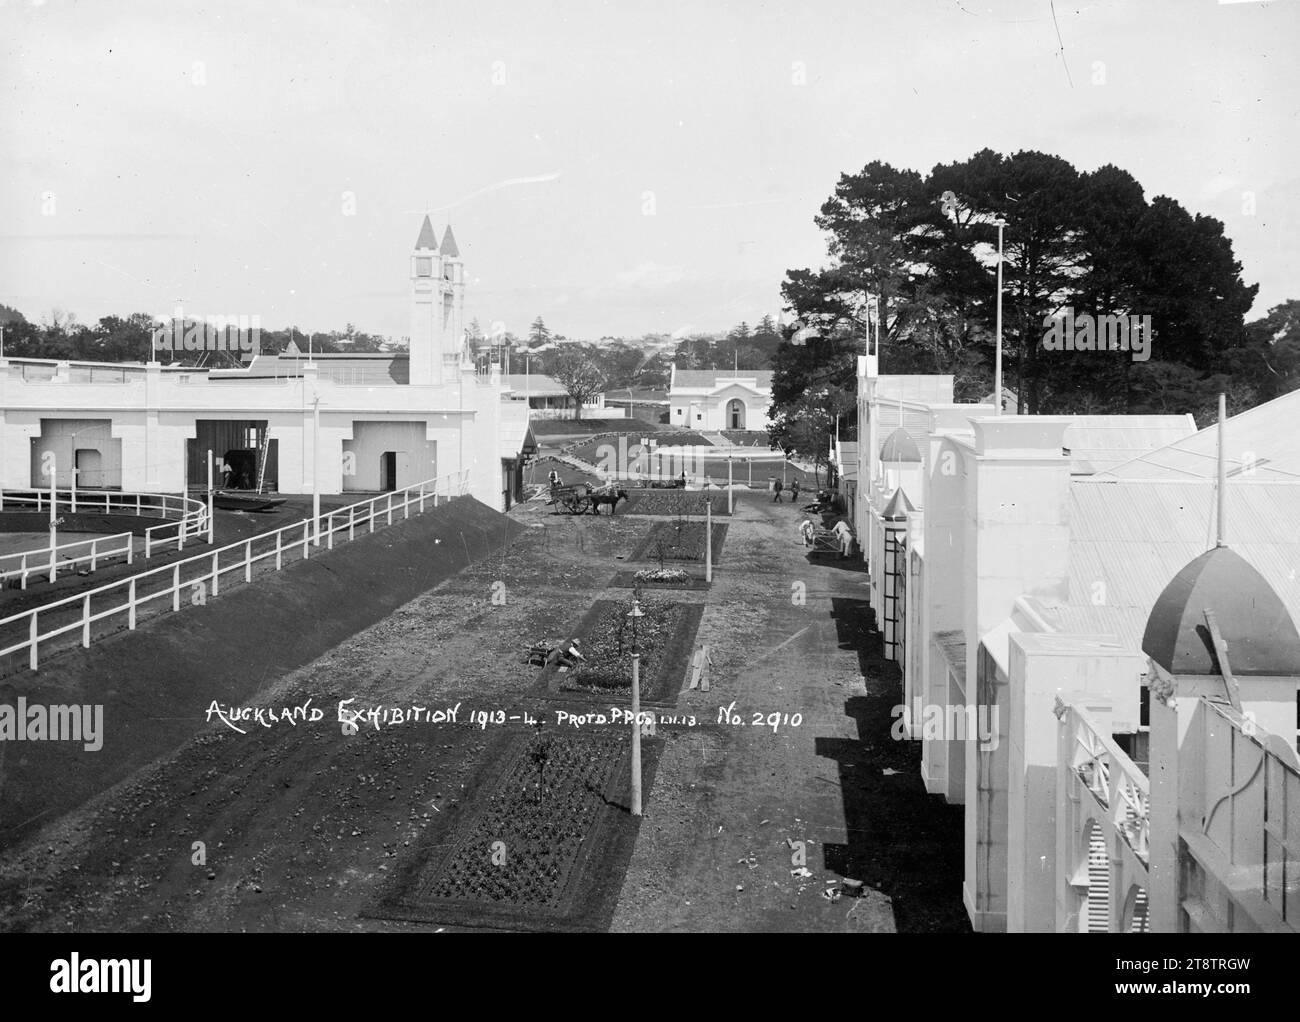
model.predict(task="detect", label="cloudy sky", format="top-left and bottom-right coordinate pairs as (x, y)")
top-left (1, 0), bottom-right (1297, 342)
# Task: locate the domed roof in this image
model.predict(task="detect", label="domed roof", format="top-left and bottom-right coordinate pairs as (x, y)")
top-left (1141, 546), bottom-right (1300, 677)
top-left (880, 427), bottom-right (922, 464)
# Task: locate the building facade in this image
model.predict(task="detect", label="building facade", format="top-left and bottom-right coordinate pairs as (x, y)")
top-left (0, 218), bottom-right (533, 513)
top-left (668, 367), bottom-right (773, 432)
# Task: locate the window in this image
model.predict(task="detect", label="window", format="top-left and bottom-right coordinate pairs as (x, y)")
top-left (415, 257), bottom-right (433, 277)
top-left (696, 412), bottom-right (702, 421)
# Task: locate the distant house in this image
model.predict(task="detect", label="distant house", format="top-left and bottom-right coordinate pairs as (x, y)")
top-left (668, 366), bottom-right (774, 431)
top-left (502, 374), bottom-right (609, 419)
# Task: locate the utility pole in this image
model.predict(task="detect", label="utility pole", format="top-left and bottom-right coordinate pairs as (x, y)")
top-left (312, 393), bottom-right (321, 545)
top-left (994, 218), bottom-right (1006, 415)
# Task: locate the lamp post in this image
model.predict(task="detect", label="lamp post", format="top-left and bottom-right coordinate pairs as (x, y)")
top-left (993, 218), bottom-right (1007, 416)
top-left (704, 493), bottom-right (712, 583)
top-left (627, 596), bottom-right (644, 816)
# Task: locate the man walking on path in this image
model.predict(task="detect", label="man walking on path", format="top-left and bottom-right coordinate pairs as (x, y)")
top-left (772, 479), bottom-right (784, 503)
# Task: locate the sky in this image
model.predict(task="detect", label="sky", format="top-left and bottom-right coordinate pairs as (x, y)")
top-left (1, 0), bottom-right (1297, 343)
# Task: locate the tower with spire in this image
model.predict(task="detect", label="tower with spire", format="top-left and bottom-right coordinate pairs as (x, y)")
top-left (409, 215), bottom-right (465, 385)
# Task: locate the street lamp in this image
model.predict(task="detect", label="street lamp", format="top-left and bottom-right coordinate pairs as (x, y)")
top-left (627, 597), bottom-right (645, 816)
top-left (992, 218), bottom-right (1007, 416)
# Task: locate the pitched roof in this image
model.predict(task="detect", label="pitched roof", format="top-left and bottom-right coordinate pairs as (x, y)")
top-left (672, 369), bottom-right (774, 391)
top-left (439, 224), bottom-right (460, 258)
top-left (1100, 388), bottom-right (1300, 482)
top-left (415, 215), bottom-right (438, 250)
top-left (1061, 414), bottom-right (1198, 474)
top-left (1026, 479), bottom-right (1300, 655)
top-left (502, 374), bottom-right (568, 396)
top-left (883, 487), bottom-right (915, 519)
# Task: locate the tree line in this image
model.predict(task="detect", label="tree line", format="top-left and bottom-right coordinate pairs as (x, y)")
top-left (770, 149), bottom-right (1299, 470)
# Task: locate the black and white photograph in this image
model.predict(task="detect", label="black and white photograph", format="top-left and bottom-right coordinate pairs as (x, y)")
top-left (0, 0), bottom-right (1297, 994)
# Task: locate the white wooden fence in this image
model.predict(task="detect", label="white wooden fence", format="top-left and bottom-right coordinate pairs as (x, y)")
top-left (0, 489), bottom-right (209, 586)
top-left (0, 532), bottom-right (135, 589)
top-left (0, 470), bottom-right (470, 672)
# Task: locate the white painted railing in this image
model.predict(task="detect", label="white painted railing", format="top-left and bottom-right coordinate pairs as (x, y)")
top-left (0, 488), bottom-right (209, 574)
top-left (0, 532), bottom-right (135, 589)
top-left (0, 470), bottom-right (471, 672)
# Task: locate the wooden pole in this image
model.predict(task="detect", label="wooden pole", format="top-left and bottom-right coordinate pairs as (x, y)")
top-left (207, 449), bottom-right (215, 544)
top-left (705, 496), bottom-right (713, 583)
top-left (1217, 393), bottom-right (1227, 547)
top-left (631, 650), bottom-right (642, 816)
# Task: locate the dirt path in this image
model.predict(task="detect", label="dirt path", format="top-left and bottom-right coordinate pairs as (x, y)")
top-left (608, 495), bottom-right (969, 933)
top-left (0, 490), bottom-right (967, 932)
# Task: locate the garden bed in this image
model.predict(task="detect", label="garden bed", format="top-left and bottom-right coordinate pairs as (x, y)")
top-left (620, 489), bottom-right (735, 517)
top-left (537, 594), bottom-right (703, 705)
top-left (366, 729), bottom-right (661, 932)
top-left (609, 568), bottom-right (710, 591)
top-left (629, 520), bottom-right (728, 564)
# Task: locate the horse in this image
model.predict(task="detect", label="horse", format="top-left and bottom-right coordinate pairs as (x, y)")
top-left (589, 489), bottom-right (629, 515)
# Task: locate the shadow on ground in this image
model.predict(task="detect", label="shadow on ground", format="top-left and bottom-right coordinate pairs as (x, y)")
top-left (815, 599), bottom-right (970, 933)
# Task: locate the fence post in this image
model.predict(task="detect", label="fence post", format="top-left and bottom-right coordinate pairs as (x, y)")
top-left (245, 539), bottom-right (253, 582)
top-left (29, 612), bottom-right (38, 671)
top-left (173, 563), bottom-right (181, 611)
top-left (145, 530), bottom-right (153, 559)
top-left (136, 493), bottom-right (141, 516)
top-left (418, 484), bottom-right (425, 513)
top-left (303, 520), bottom-right (310, 558)
top-left (349, 506), bottom-right (355, 541)
top-left (387, 493), bottom-right (393, 526)
top-left (369, 500), bottom-right (375, 534)
top-left (212, 552), bottom-right (220, 596)
top-left (90, 541), bottom-right (98, 573)
top-left (327, 515), bottom-right (334, 550)
top-left (82, 594), bottom-right (91, 647)
top-left (128, 578), bottom-right (137, 629)
top-left (275, 529), bottom-right (282, 570)
top-left (127, 538), bottom-right (134, 565)
top-left (404, 491), bottom-right (410, 520)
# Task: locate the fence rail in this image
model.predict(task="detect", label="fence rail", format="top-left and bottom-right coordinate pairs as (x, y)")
top-left (0, 470), bottom-right (470, 672)
top-left (0, 488), bottom-right (209, 579)
top-left (0, 532), bottom-right (136, 589)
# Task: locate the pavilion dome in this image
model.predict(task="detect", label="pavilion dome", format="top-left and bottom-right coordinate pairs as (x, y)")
top-left (880, 428), bottom-right (921, 464)
top-left (1141, 546), bottom-right (1300, 677)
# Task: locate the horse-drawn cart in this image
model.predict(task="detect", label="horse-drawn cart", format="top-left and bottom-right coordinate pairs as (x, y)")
top-left (551, 483), bottom-right (594, 514)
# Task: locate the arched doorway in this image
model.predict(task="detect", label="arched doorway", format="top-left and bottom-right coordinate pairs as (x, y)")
top-left (727, 399), bottom-right (746, 430)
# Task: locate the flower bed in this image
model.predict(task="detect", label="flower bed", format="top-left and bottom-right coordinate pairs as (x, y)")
top-left (562, 594), bottom-right (677, 693)
top-left (620, 489), bottom-right (734, 517)
top-left (634, 567), bottom-right (690, 583)
top-left (538, 595), bottom-right (704, 704)
top-left (629, 520), bottom-right (728, 564)
top-left (608, 569), bottom-right (710, 591)
top-left (368, 730), bottom-right (660, 931)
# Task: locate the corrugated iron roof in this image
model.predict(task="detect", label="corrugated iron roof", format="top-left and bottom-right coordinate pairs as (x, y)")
top-left (1101, 388), bottom-right (1300, 482)
top-left (1062, 414), bottom-right (1197, 474)
top-left (1031, 478), bottom-right (1300, 651)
